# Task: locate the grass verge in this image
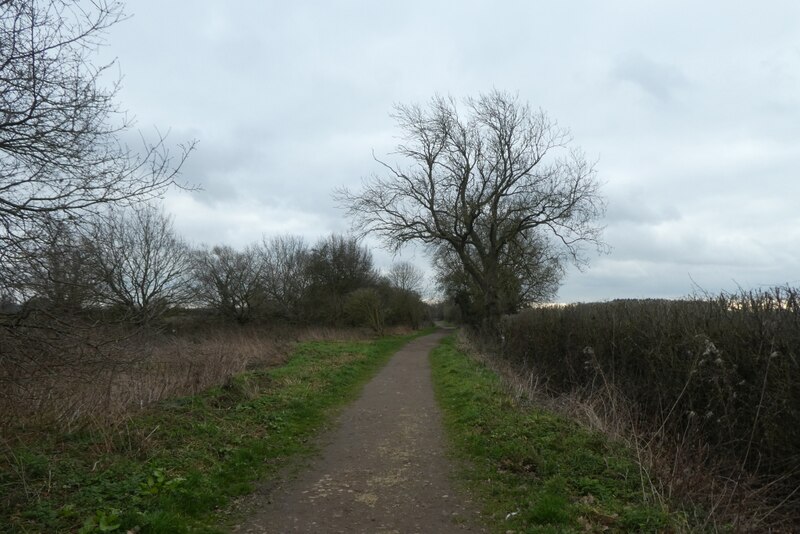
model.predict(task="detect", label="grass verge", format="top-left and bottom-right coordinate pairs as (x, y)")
top-left (1, 329), bottom-right (430, 533)
top-left (430, 335), bottom-right (683, 533)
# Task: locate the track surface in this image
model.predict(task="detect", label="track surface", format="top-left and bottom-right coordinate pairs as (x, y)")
top-left (234, 331), bottom-right (484, 533)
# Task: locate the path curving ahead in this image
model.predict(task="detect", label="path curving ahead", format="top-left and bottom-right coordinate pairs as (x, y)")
top-left (234, 331), bottom-right (484, 533)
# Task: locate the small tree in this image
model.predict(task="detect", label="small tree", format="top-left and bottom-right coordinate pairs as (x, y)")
top-left (338, 91), bottom-right (606, 333)
top-left (387, 262), bottom-right (425, 294)
top-left (386, 263), bottom-right (427, 328)
top-left (16, 216), bottom-right (97, 313)
top-left (87, 205), bottom-right (191, 323)
top-left (344, 287), bottom-right (387, 335)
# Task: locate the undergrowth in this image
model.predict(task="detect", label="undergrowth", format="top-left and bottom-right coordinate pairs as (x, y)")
top-left (431, 335), bottom-right (683, 533)
top-left (0, 329), bottom-right (428, 533)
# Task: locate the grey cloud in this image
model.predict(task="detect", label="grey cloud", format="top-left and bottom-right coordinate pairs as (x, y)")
top-left (560, 259), bottom-right (733, 302)
top-left (606, 194), bottom-right (681, 225)
top-left (560, 253), bottom-right (800, 303)
top-left (178, 137), bottom-right (263, 205)
top-left (612, 54), bottom-right (689, 102)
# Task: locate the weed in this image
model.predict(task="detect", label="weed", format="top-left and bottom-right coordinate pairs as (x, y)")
top-left (79, 508), bottom-right (122, 533)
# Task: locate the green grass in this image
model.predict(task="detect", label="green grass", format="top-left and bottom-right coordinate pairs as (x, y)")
top-left (430, 335), bottom-right (682, 533)
top-left (1, 329), bottom-right (430, 533)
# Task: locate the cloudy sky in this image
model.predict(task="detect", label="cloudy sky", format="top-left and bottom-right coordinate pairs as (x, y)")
top-left (103, 0), bottom-right (800, 302)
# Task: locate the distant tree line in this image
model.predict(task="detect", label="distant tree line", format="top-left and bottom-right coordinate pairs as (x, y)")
top-left (4, 203), bottom-right (428, 331)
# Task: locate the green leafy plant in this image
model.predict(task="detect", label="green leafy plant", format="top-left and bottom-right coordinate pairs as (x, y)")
top-left (139, 468), bottom-right (185, 497)
top-left (79, 509), bottom-right (122, 533)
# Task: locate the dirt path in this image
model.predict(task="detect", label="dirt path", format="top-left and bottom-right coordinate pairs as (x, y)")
top-left (233, 331), bottom-right (484, 533)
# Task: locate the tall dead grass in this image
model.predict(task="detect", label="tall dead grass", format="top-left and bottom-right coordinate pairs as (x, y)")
top-left (0, 322), bottom-right (377, 434)
top-left (1, 328), bottom-right (273, 431)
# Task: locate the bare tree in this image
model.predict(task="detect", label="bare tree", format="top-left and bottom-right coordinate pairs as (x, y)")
top-left (0, 1), bottom-right (196, 415)
top-left (260, 235), bottom-right (310, 322)
top-left (387, 261), bottom-right (425, 295)
top-left (344, 287), bottom-right (386, 335)
top-left (337, 91), bottom-right (606, 331)
top-left (191, 244), bottom-right (265, 323)
top-left (0, 0), bottom-right (194, 293)
top-left (385, 262), bottom-right (428, 328)
top-left (87, 205), bottom-right (191, 323)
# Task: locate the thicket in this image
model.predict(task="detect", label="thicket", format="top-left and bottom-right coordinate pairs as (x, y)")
top-left (498, 287), bottom-right (800, 526)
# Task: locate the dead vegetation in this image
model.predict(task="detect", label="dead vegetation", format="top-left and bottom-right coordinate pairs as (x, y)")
top-left (0, 320), bottom-right (379, 434)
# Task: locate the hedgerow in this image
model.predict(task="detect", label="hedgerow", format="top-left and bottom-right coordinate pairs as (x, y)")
top-left (499, 287), bottom-right (799, 523)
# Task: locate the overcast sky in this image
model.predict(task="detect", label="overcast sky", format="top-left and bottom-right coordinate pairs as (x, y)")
top-left (103, 0), bottom-right (800, 302)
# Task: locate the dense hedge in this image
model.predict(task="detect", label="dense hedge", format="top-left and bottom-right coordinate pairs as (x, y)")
top-left (499, 287), bottom-right (800, 480)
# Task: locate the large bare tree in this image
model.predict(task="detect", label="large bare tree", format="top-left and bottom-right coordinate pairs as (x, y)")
top-left (0, 0), bottom-right (193, 295)
top-left (337, 91), bottom-right (606, 331)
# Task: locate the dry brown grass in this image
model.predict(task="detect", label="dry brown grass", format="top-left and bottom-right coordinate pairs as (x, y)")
top-left (0, 322), bottom-right (381, 434)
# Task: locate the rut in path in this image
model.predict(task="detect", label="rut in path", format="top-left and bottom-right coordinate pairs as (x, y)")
top-left (234, 331), bottom-right (484, 533)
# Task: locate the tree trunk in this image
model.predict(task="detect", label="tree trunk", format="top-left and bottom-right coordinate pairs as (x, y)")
top-left (481, 279), bottom-right (502, 341)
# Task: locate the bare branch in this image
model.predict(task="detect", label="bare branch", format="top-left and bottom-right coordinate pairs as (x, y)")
top-left (0, 0), bottom-right (196, 294)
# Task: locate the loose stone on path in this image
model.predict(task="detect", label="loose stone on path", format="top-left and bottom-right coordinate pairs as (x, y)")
top-left (233, 331), bottom-right (484, 533)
